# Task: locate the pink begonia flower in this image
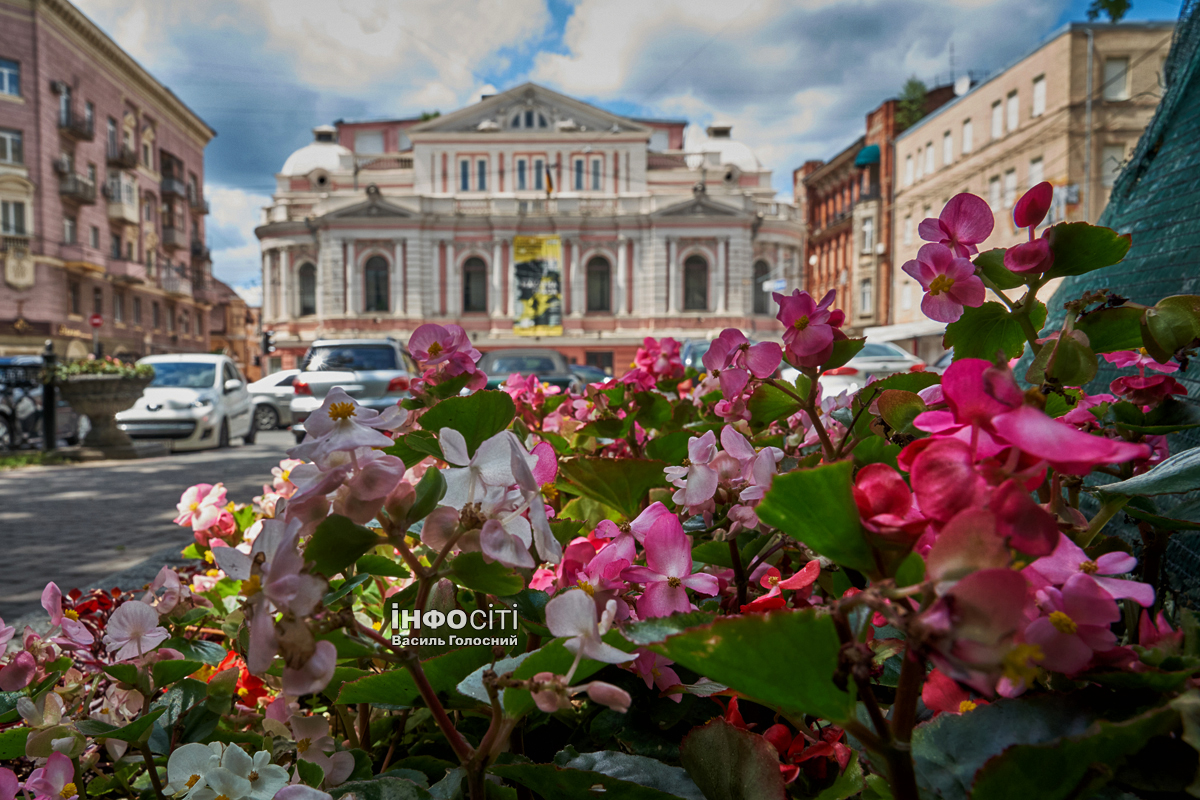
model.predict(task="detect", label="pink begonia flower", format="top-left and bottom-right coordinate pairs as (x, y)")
top-left (1003, 238), bottom-right (1053, 274)
top-left (331, 450), bottom-right (407, 525)
top-left (624, 515), bottom-right (720, 618)
top-left (283, 640), bottom-right (338, 697)
top-left (545, 590), bottom-right (634, 665)
top-left (531, 441), bottom-right (558, 485)
top-left (632, 649), bottom-right (682, 701)
top-left (174, 482), bottom-right (227, 529)
top-left (572, 532), bottom-right (636, 619)
top-left (480, 518), bottom-right (536, 570)
top-left (741, 561), bottom-right (820, 613)
top-left (104, 601), bottom-right (169, 661)
top-left (509, 436), bottom-right (563, 564)
top-left (918, 192), bottom-right (995, 257)
top-left (1139, 610), bottom-right (1184, 651)
top-left (633, 336), bottom-right (684, 379)
top-left (41, 583), bottom-right (93, 647)
top-left (663, 431), bottom-right (719, 508)
top-left (408, 323), bottom-right (480, 367)
top-left (702, 329), bottom-right (783, 400)
top-left (276, 787), bottom-right (334, 800)
top-left (991, 405), bottom-right (1152, 475)
top-left (1110, 374), bottom-right (1187, 407)
top-left (989, 480), bottom-right (1059, 556)
top-left (901, 243), bottom-right (985, 324)
top-left (1102, 349), bottom-right (1179, 374)
top-left (140, 566), bottom-right (191, 616)
top-left (26, 752), bottom-right (77, 800)
top-left (0, 768), bottom-right (19, 800)
top-left (1025, 573), bottom-right (1120, 674)
top-left (921, 668), bottom-right (990, 716)
top-left (0, 651), bottom-right (37, 691)
top-left (774, 289), bottom-right (840, 366)
top-left (288, 388), bottom-right (405, 468)
top-left (852, 463), bottom-right (926, 541)
top-left (909, 439), bottom-right (989, 523)
top-left (629, 502), bottom-right (673, 544)
top-left (290, 714), bottom-right (355, 787)
top-left (530, 671), bottom-right (632, 714)
top-left (271, 458), bottom-right (305, 498)
top-left (1024, 535), bottom-right (1154, 606)
top-left (1013, 182), bottom-right (1054, 230)
top-left (1062, 391), bottom-right (1116, 427)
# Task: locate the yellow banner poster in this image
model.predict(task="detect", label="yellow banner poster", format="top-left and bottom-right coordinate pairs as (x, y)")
top-left (513, 236), bottom-right (563, 336)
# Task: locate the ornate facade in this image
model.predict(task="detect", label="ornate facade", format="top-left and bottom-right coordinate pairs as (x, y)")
top-left (255, 84), bottom-right (803, 375)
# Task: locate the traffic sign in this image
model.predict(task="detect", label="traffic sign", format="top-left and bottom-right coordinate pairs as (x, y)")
top-left (88, 313), bottom-right (103, 328)
top-left (761, 279), bottom-right (787, 293)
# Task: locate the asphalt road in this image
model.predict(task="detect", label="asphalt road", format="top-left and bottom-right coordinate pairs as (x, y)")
top-left (0, 429), bottom-right (294, 622)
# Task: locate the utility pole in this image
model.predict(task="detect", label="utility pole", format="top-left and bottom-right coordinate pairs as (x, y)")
top-left (1083, 27), bottom-right (1095, 222)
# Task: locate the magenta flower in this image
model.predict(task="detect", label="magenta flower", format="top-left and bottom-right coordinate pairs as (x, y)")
top-left (774, 289), bottom-right (839, 366)
top-left (702, 329), bottom-right (782, 400)
top-left (174, 482), bottom-right (227, 529)
top-left (1024, 535), bottom-right (1154, 607)
top-left (902, 244), bottom-right (985, 323)
top-left (408, 323), bottom-right (480, 367)
top-left (1013, 182), bottom-right (1054, 230)
top-left (909, 438), bottom-right (989, 523)
top-left (624, 515), bottom-right (719, 617)
top-left (852, 463), bottom-right (926, 541)
top-left (1109, 374), bottom-right (1187, 407)
top-left (918, 192), bottom-right (995, 257)
top-left (914, 358), bottom-right (1023, 438)
top-left (26, 752), bottom-right (77, 800)
top-left (1003, 238), bottom-right (1053, 274)
top-left (632, 649), bottom-right (682, 702)
top-left (0, 651), bottom-right (36, 691)
top-left (1025, 573), bottom-right (1120, 674)
top-left (0, 768), bottom-right (18, 800)
top-left (991, 405), bottom-right (1152, 475)
top-left (1102, 350), bottom-right (1179, 374)
top-left (40, 582), bottom-right (94, 647)
top-left (633, 337), bottom-right (684, 379)
top-left (629, 501), bottom-right (673, 544)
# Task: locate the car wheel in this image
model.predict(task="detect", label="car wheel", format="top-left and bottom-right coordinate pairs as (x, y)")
top-left (243, 413), bottom-right (257, 446)
top-left (218, 419), bottom-right (230, 449)
top-left (293, 430), bottom-right (306, 445)
top-left (0, 414), bottom-right (12, 449)
top-left (254, 404), bottom-right (279, 432)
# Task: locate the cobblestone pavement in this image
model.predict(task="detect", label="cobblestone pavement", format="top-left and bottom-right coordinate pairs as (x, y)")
top-left (0, 430), bottom-right (293, 621)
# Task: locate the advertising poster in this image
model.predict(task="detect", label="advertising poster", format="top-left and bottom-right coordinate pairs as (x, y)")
top-left (513, 236), bottom-right (563, 336)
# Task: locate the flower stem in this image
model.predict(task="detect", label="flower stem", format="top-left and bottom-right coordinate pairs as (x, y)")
top-left (138, 745), bottom-right (167, 800)
top-left (765, 377), bottom-right (837, 461)
top-left (400, 649), bottom-right (475, 764)
top-left (729, 540), bottom-right (748, 609)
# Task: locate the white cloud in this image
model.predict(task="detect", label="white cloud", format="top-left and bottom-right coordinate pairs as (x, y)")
top-left (204, 185), bottom-right (273, 291)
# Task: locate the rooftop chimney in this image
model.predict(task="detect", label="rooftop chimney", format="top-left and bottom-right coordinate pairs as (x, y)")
top-left (706, 124), bottom-right (732, 138)
top-left (313, 124), bottom-right (337, 143)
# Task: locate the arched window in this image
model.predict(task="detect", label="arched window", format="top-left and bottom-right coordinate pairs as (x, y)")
top-left (753, 260), bottom-right (771, 314)
top-left (364, 255), bottom-right (389, 312)
top-left (463, 257), bottom-right (487, 313)
top-left (683, 255), bottom-right (708, 311)
top-left (298, 263), bottom-right (317, 317)
top-left (586, 256), bottom-right (611, 312)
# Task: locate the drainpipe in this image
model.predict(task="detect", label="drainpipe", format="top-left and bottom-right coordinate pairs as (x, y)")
top-left (1083, 27), bottom-right (1094, 222)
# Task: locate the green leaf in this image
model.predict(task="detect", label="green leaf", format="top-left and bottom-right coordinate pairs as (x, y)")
top-left (635, 391), bottom-right (675, 430)
top-left (1100, 446), bottom-right (1200, 495)
top-left (408, 466), bottom-right (447, 525)
top-left (1044, 221), bottom-right (1132, 279)
top-left (1115, 397), bottom-right (1200, 435)
top-left (338, 646), bottom-right (495, 707)
top-left (559, 495), bottom-right (623, 527)
top-left (448, 552), bottom-right (525, 596)
top-left (1074, 306), bottom-right (1144, 353)
top-left (328, 778), bottom-right (433, 800)
top-left (103, 663), bottom-right (140, 684)
top-left (234, 505), bottom-right (257, 533)
top-left (852, 436), bottom-right (902, 471)
top-left (549, 519), bottom-right (586, 547)
top-left (622, 611), bottom-right (719, 646)
top-left (578, 416), bottom-right (636, 440)
top-left (151, 660), bottom-right (203, 688)
top-left (491, 761), bottom-right (697, 800)
top-left (76, 707), bottom-right (166, 743)
top-left (418, 390), bottom-right (516, 456)
top-left (324, 573), bottom-right (373, 606)
top-left (160, 638), bottom-right (227, 665)
top-left (815, 758), bottom-right (865, 800)
top-left (357, 554), bottom-right (410, 578)
top-left (748, 384), bottom-right (801, 429)
top-left (645, 431), bottom-right (693, 464)
top-left (385, 431), bottom-right (445, 469)
top-left (0, 728), bottom-right (28, 760)
top-left (877, 390), bottom-right (926, 434)
top-left (823, 337), bottom-right (866, 371)
top-left (295, 758), bottom-right (325, 788)
top-left (1142, 297), bottom-right (1200, 363)
top-left (181, 543), bottom-right (203, 559)
top-left (1044, 333), bottom-right (1098, 387)
top-left (652, 610), bottom-right (854, 722)
top-left (974, 248), bottom-right (1025, 290)
top-left (944, 300), bottom-right (1047, 361)
top-left (502, 637), bottom-right (633, 718)
top-left (857, 371), bottom-right (941, 401)
top-left (756, 461), bottom-right (875, 575)
top-left (894, 552), bottom-right (926, 588)
top-left (557, 457), bottom-right (667, 519)
top-left (306, 514), bottom-right (383, 577)
top-left (679, 718), bottom-right (788, 800)
top-left (550, 749), bottom-right (705, 800)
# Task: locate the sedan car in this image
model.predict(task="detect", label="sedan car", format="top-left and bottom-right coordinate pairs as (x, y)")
top-left (781, 341), bottom-right (925, 396)
top-left (476, 349), bottom-right (582, 392)
top-left (116, 354), bottom-right (255, 450)
top-left (248, 369), bottom-right (299, 430)
top-left (291, 339), bottom-right (415, 444)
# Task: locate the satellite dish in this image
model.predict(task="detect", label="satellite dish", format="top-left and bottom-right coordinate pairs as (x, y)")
top-left (954, 75), bottom-right (971, 96)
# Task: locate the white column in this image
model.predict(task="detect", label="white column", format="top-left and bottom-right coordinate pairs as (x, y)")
top-left (279, 249), bottom-right (291, 321)
top-left (506, 240), bottom-right (516, 317)
top-left (393, 240), bottom-right (404, 316)
top-left (490, 240), bottom-right (503, 317)
top-left (615, 237), bottom-right (627, 315)
top-left (570, 239), bottom-right (584, 317)
top-left (261, 253), bottom-right (272, 321)
top-left (447, 242), bottom-right (459, 316)
top-left (668, 238), bottom-right (682, 313)
top-left (630, 239), bottom-right (639, 315)
top-left (715, 237), bottom-right (728, 314)
top-left (346, 243), bottom-right (360, 315)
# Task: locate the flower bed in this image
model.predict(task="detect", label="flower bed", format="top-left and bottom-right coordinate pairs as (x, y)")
top-left (2, 184), bottom-right (1199, 799)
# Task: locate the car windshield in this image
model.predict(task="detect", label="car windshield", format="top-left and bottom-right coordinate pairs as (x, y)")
top-left (683, 341), bottom-right (711, 368)
top-left (148, 362), bottom-right (217, 388)
top-left (484, 355), bottom-right (559, 375)
top-left (303, 346), bottom-right (397, 372)
top-left (858, 343), bottom-right (907, 358)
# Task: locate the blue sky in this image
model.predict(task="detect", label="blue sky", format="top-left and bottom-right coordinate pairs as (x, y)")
top-left (74, 0), bottom-right (1184, 299)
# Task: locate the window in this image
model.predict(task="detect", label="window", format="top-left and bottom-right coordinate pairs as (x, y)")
top-left (574, 159), bottom-right (584, 191)
top-left (0, 129), bottom-right (21, 164)
top-left (1103, 57), bottom-right (1130, 101)
top-left (85, 102), bottom-right (94, 131)
top-left (166, 305), bottom-right (175, 332)
top-left (93, 287), bottom-right (103, 315)
top-left (114, 292), bottom-right (124, 323)
top-left (902, 283), bottom-right (913, 310)
top-left (363, 255), bottom-right (389, 312)
top-left (534, 159), bottom-right (544, 190)
top-left (87, 164), bottom-right (96, 185)
top-left (144, 197), bottom-right (154, 221)
top-left (181, 310), bottom-right (189, 335)
top-left (355, 131), bottom-right (384, 154)
top-left (585, 351), bottom-right (614, 374)
top-left (110, 232), bottom-right (122, 259)
top-left (904, 154), bottom-right (914, 185)
top-left (1032, 76), bottom-right (1046, 116)
top-left (683, 255), bottom-right (708, 311)
top-left (860, 279), bottom-right (872, 314)
top-left (133, 297), bottom-right (142, 325)
top-left (1029, 157), bottom-right (1044, 187)
top-left (1102, 144), bottom-right (1126, 186)
top-left (462, 257), bottom-right (487, 312)
top-left (586, 256), bottom-right (611, 312)
top-left (525, 110), bottom-right (534, 129)
top-left (298, 263), bottom-right (317, 316)
top-left (753, 260), bottom-right (771, 315)
top-left (107, 118), bottom-right (118, 152)
top-left (1006, 91), bottom-right (1019, 132)
top-left (991, 100), bottom-right (1003, 139)
top-left (861, 218), bottom-right (875, 253)
top-left (988, 176), bottom-right (1001, 210)
top-left (90, 226), bottom-right (99, 248)
top-left (924, 143), bottom-right (934, 174)
top-left (962, 119), bottom-right (973, 153)
top-left (517, 159), bottom-right (527, 191)
top-left (591, 159), bottom-right (601, 191)
top-left (63, 216), bottom-right (76, 244)
top-left (0, 59), bottom-right (19, 96)
top-left (915, 149), bottom-right (923, 180)
top-left (942, 131), bottom-right (953, 166)
top-left (477, 159), bottom-right (487, 191)
top-left (58, 85), bottom-right (71, 125)
top-left (460, 160), bottom-right (470, 192)
top-left (195, 313), bottom-right (202, 336)
top-left (68, 281), bottom-right (80, 315)
top-left (1, 200), bottom-right (26, 235)
top-left (1003, 169), bottom-right (1017, 208)
top-left (903, 215), bottom-right (913, 245)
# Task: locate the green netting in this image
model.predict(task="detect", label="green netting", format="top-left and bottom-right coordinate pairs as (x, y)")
top-left (1039, 0), bottom-right (1200, 607)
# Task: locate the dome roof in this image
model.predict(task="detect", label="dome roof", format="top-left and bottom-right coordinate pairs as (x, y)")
top-left (683, 124), bottom-right (762, 172)
top-left (280, 126), bottom-right (352, 177)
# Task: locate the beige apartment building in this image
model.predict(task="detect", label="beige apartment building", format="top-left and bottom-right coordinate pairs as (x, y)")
top-left (880, 21), bottom-right (1174, 360)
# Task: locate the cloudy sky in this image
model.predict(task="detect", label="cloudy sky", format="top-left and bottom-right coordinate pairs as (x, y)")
top-left (74, 0), bottom-right (1183, 301)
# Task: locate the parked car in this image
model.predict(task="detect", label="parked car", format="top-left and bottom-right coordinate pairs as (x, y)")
top-left (571, 363), bottom-right (610, 386)
top-left (781, 340), bottom-right (926, 396)
top-left (290, 339), bottom-right (416, 444)
top-left (928, 349), bottom-right (954, 375)
top-left (248, 369), bottom-right (299, 430)
top-left (681, 337), bottom-right (762, 372)
top-left (116, 354), bottom-right (255, 450)
top-left (0, 356), bottom-right (86, 449)
top-left (475, 349), bottom-right (582, 392)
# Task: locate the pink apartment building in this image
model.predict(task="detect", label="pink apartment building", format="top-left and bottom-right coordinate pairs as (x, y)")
top-left (0, 0), bottom-right (215, 359)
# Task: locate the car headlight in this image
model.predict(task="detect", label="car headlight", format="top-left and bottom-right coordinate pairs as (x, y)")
top-left (191, 398), bottom-right (214, 410)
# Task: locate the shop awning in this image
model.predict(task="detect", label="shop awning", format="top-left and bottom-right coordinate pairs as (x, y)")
top-left (854, 144), bottom-right (880, 167)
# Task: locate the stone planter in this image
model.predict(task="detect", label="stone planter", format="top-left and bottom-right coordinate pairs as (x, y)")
top-left (57, 374), bottom-right (152, 458)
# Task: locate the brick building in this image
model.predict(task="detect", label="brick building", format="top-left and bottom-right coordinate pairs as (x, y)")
top-left (0, 0), bottom-right (215, 359)
top-left (255, 83), bottom-right (803, 375)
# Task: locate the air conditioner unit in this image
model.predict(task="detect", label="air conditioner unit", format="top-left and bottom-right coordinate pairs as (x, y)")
top-left (53, 155), bottom-right (71, 175)
top-left (50, 80), bottom-right (69, 94)
top-left (875, 242), bottom-right (886, 255)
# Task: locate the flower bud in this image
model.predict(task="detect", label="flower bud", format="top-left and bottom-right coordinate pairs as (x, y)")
top-left (583, 681), bottom-right (631, 713)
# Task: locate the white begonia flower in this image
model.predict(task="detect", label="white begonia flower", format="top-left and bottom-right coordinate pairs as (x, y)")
top-left (440, 429), bottom-right (534, 509)
top-left (508, 436), bottom-right (562, 564)
top-left (164, 742), bottom-right (221, 798)
top-left (211, 516), bottom-right (292, 582)
top-left (188, 767), bottom-right (252, 800)
top-left (546, 590), bottom-right (635, 672)
top-left (219, 746), bottom-right (290, 800)
top-left (102, 601), bottom-right (169, 661)
top-left (287, 387), bottom-right (406, 469)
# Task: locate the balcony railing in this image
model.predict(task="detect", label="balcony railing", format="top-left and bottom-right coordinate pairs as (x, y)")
top-left (161, 226), bottom-right (186, 250)
top-left (59, 174), bottom-right (97, 204)
top-left (1, 233), bottom-right (32, 253)
top-left (455, 199), bottom-right (491, 215)
top-left (58, 111), bottom-right (94, 142)
top-left (579, 199), bottom-right (616, 216)
top-left (107, 257), bottom-right (148, 284)
top-left (647, 152), bottom-right (688, 170)
top-left (188, 192), bottom-right (209, 214)
top-left (518, 199), bottom-right (557, 216)
top-left (191, 240), bottom-right (211, 261)
top-left (354, 154), bottom-right (415, 171)
top-left (106, 144), bottom-right (139, 169)
top-left (161, 269), bottom-right (192, 297)
top-left (161, 176), bottom-right (188, 198)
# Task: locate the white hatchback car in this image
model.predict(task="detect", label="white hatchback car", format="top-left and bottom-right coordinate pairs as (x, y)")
top-left (116, 354), bottom-right (255, 450)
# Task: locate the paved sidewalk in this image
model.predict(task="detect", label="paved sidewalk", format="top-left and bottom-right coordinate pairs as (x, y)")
top-left (0, 430), bottom-right (293, 621)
